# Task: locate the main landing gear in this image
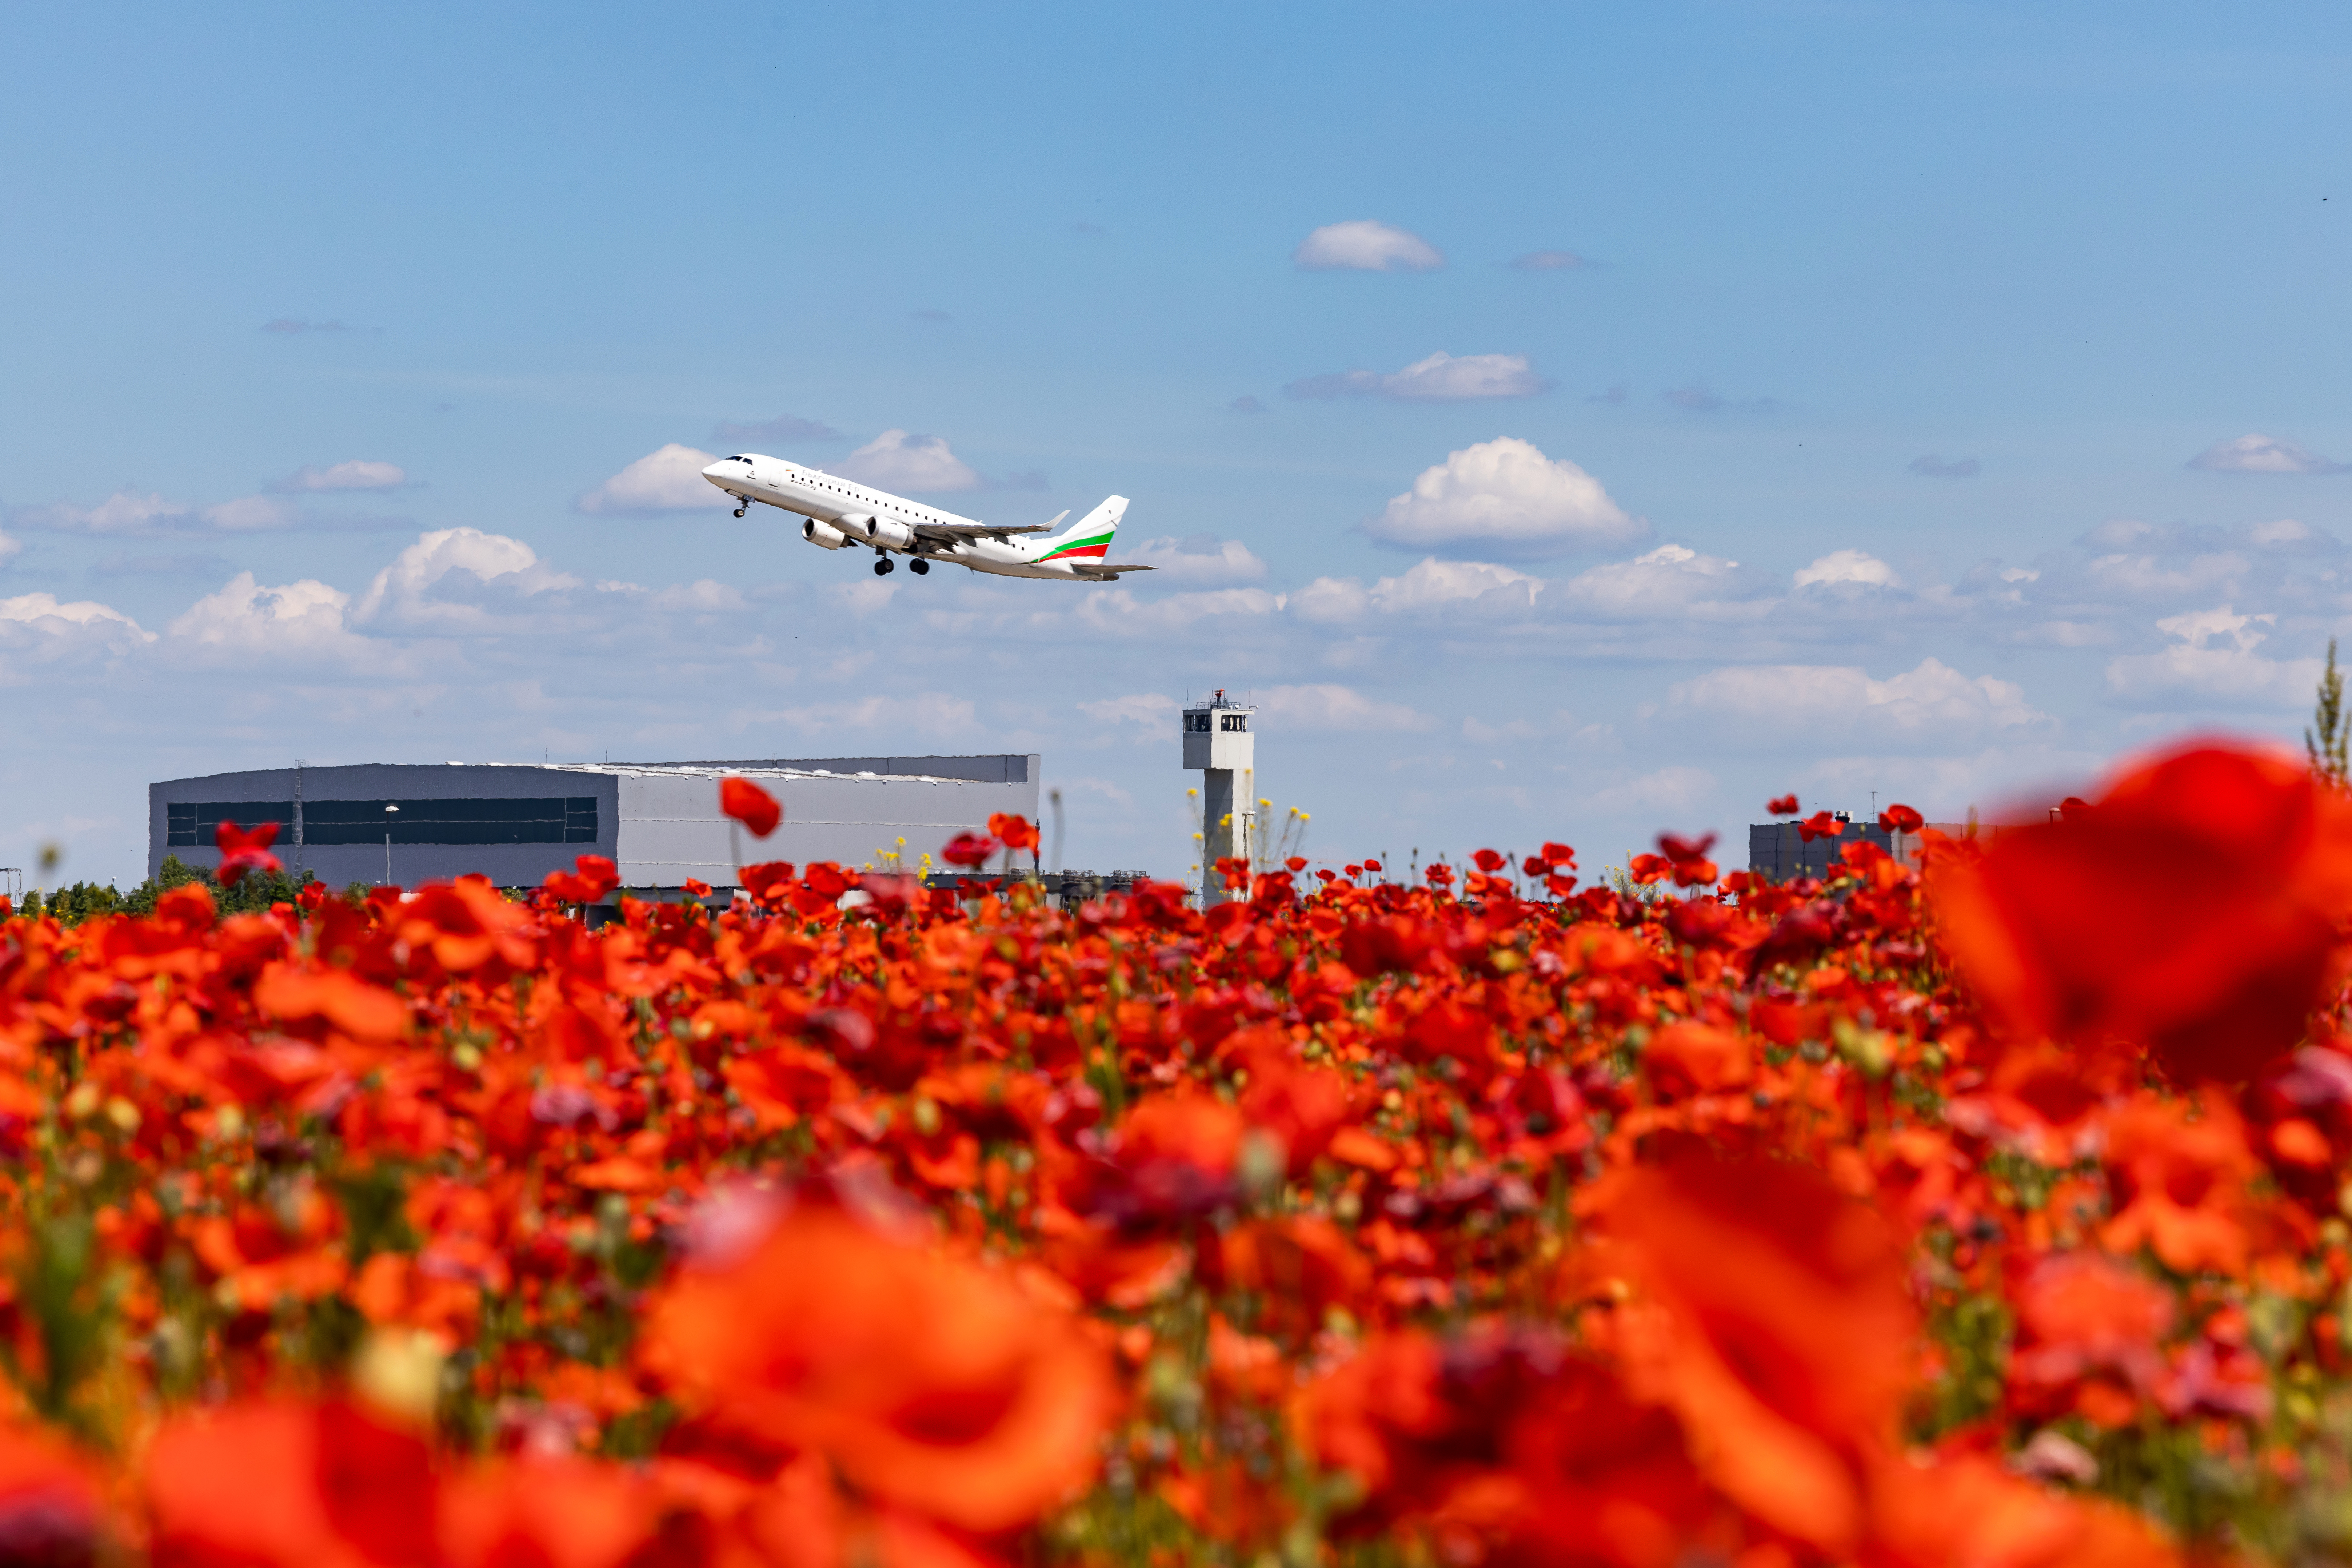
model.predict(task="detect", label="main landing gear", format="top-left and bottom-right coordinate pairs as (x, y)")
top-left (910, 558), bottom-right (930, 575)
top-left (873, 555), bottom-right (894, 576)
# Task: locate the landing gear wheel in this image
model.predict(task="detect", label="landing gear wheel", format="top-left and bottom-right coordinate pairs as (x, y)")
top-left (910, 558), bottom-right (930, 575)
top-left (732, 506), bottom-right (747, 518)
top-left (873, 558), bottom-right (894, 576)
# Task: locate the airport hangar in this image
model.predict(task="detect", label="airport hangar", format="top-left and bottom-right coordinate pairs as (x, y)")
top-left (149, 756), bottom-right (1040, 890)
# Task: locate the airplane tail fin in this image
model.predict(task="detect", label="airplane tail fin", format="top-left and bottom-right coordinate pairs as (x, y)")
top-left (1035, 496), bottom-right (1127, 564)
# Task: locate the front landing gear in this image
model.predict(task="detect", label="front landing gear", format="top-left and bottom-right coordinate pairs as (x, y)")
top-left (732, 499), bottom-right (748, 518)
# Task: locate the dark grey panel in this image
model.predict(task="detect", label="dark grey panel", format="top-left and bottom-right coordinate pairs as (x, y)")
top-left (1747, 820), bottom-right (1894, 881)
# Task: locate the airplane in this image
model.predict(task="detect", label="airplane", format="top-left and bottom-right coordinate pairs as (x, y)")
top-left (700, 452), bottom-right (1154, 582)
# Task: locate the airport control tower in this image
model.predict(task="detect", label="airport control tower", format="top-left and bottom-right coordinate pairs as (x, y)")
top-left (1182, 689), bottom-right (1255, 905)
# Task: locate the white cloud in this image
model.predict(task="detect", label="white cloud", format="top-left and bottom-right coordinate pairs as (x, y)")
top-left (199, 495), bottom-right (303, 531)
top-left (0, 593), bottom-right (149, 640)
top-left (1908, 455), bottom-right (1980, 479)
top-left (353, 528), bottom-right (582, 629)
top-left (272, 460), bottom-right (407, 492)
top-left (1553, 544), bottom-right (1753, 619)
top-left (2187, 434), bottom-right (2348, 475)
top-left (1123, 536), bottom-right (1269, 585)
top-left (166, 574), bottom-right (368, 661)
top-left (767, 693), bottom-right (981, 735)
top-left (1670, 657), bottom-right (2045, 743)
top-left (648, 579), bottom-right (748, 613)
top-left (1364, 438), bottom-right (1644, 558)
top-left (2155, 604), bottom-right (2270, 649)
top-left (2082, 551), bottom-right (2248, 599)
top-left (835, 430), bottom-right (982, 493)
top-left (828, 580), bottom-right (901, 615)
top-left (1286, 352), bottom-right (1549, 402)
top-left (1293, 220), bottom-right (1445, 272)
top-left (1793, 549), bottom-right (1901, 590)
top-left (1294, 558), bottom-right (1542, 625)
top-left (0, 530), bottom-right (20, 564)
top-left (13, 490), bottom-right (189, 535)
top-left (2103, 603), bottom-right (2321, 708)
top-left (1071, 587), bottom-right (1286, 637)
top-left (1585, 766), bottom-right (1717, 814)
top-left (576, 444), bottom-right (726, 513)
top-left (2249, 518), bottom-right (2325, 548)
top-left (1077, 693), bottom-right (1178, 728)
top-left (1255, 684), bottom-right (1432, 731)
top-left (0, 593), bottom-right (152, 684)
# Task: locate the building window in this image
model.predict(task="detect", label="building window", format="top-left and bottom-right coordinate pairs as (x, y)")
top-left (1184, 713), bottom-right (1211, 733)
top-left (168, 797), bottom-right (601, 848)
top-left (166, 801), bottom-right (295, 847)
top-left (1220, 713), bottom-right (1248, 732)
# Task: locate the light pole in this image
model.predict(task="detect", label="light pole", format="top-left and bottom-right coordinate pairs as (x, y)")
top-left (383, 803), bottom-right (399, 885)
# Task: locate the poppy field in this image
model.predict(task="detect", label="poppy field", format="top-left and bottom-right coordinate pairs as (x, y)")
top-left (5, 741), bottom-right (2352, 1567)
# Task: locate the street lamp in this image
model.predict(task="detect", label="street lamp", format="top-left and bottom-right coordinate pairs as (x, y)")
top-left (383, 803), bottom-right (399, 885)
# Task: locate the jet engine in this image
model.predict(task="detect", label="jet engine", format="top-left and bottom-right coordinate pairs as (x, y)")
top-left (802, 518), bottom-right (849, 550)
top-left (836, 513), bottom-right (915, 551)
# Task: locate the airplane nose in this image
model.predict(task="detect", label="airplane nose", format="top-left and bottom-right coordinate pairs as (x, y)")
top-left (701, 461), bottom-right (730, 484)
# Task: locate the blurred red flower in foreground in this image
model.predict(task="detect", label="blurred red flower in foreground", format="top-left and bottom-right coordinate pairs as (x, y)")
top-left (1767, 793), bottom-right (1800, 815)
top-left (540, 853), bottom-right (619, 905)
top-left (1601, 1154), bottom-right (1913, 1556)
top-left (987, 813), bottom-right (1039, 854)
top-left (1933, 741), bottom-right (2352, 1082)
top-left (720, 777), bottom-right (783, 838)
top-left (639, 1199), bottom-right (1114, 1535)
top-left (938, 832), bottom-right (995, 869)
top-left (213, 820), bottom-right (283, 886)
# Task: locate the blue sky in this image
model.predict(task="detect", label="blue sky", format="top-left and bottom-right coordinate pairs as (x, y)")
top-left (6, 1), bottom-right (2352, 889)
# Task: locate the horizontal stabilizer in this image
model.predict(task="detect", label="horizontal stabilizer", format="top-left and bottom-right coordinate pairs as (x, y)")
top-left (1071, 563), bottom-right (1155, 579)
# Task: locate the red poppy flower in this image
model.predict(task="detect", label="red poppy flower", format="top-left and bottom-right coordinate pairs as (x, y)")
top-left (1471, 849), bottom-right (1508, 874)
top-left (542, 854), bottom-right (619, 904)
top-left (1657, 831), bottom-right (1717, 865)
top-left (215, 820), bottom-right (284, 886)
top-left (639, 1202), bottom-right (1113, 1533)
top-left (1628, 853), bottom-right (1673, 886)
top-left (1767, 793), bottom-right (1800, 816)
top-left (729, 861), bottom-right (791, 906)
top-left (720, 777), bottom-right (783, 838)
top-left (1796, 810), bottom-right (1843, 842)
top-left (0, 1425), bottom-right (100, 1567)
top-left (1877, 803), bottom-right (1924, 833)
top-left (1602, 1154), bottom-right (1913, 1556)
top-left (1933, 741), bottom-right (2352, 1082)
top-left (939, 833), bottom-right (996, 869)
top-left (146, 1400), bottom-right (438, 1568)
top-left (986, 813), bottom-right (1039, 854)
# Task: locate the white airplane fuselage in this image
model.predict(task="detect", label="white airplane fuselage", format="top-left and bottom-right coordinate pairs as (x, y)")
top-left (700, 452), bottom-right (1125, 580)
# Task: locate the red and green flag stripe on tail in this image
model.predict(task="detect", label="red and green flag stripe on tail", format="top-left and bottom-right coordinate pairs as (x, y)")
top-left (1039, 531), bottom-right (1115, 562)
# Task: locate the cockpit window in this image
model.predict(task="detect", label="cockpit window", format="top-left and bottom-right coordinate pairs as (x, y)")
top-left (727, 455), bottom-right (746, 462)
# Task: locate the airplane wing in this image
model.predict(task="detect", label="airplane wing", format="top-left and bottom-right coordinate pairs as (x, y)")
top-left (1069, 563), bottom-right (1155, 580)
top-left (915, 507), bottom-right (1068, 544)
top-left (913, 522), bottom-right (1052, 543)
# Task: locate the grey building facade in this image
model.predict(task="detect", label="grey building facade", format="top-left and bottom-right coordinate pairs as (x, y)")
top-left (1748, 816), bottom-right (1954, 882)
top-left (151, 756), bottom-right (1041, 890)
top-left (1748, 816), bottom-right (1894, 882)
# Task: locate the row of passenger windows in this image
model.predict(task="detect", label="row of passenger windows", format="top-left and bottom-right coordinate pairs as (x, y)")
top-left (739, 463), bottom-right (951, 526)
